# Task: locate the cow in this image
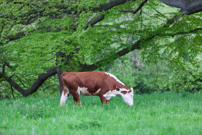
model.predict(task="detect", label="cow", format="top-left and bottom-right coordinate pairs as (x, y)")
top-left (60, 71), bottom-right (134, 106)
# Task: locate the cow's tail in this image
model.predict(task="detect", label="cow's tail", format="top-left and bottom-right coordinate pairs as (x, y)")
top-left (60, 73), bottom-right (66, 103)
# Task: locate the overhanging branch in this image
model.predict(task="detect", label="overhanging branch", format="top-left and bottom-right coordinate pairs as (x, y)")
top-left (1, 0), bottom-right (129, 44)
top-left (1, 67), bottom-right (57, 97)
top-left (3, 14), bottom-right (105, 44)
top-left (119, 0), bottom-right (148, 14)
top-left (82, 14), bottom-right (199, 71)
top-left (158, 27), bottom-right (202, 37)
top-left (2, 0), bottom-right (129, 22)
top-left (81, 36), bottom-right (154, 71)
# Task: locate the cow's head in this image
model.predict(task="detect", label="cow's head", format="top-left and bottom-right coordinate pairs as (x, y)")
top-left (103, 87), bottom-right (134, 106)
top-left (119, 87), bottom-right (134, 106)
top-left (60, 90), bottom-right (70, 106)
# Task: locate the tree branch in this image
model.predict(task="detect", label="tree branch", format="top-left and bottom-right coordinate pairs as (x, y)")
top-left (86, 14), bottom-right (105, 28)
top-left (5, 62), bottom-right (13, 69)
top-left (3, 14), bottom-right (104, 44)
top-left (2, 26), bottom-right (50, 45)
top-left (81, 14), bottom-right (197, 71)
top-left (158, 27), bottom-right (202, 37)
top-left (1, 0), bottom-right (129, 44)
top-left (1, 67), bottom-right (57, 97)
top-left (81, 36), bottom-right (155, 71)
top-left (119, 0), bottom-right (148, 14)
top-left (10, 74), bottom-right (28, 88)
top-left (93, 0), bottom-right (129, 12)
top-left (2, 0), bottom-right (129, 23)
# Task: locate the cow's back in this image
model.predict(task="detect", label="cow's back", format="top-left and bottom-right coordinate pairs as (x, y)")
top-left (62, 71), bottom-right (128, 92)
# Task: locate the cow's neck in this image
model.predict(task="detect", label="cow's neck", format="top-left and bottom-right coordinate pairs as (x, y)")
top-left (103, 89), bottom-right (123, 100)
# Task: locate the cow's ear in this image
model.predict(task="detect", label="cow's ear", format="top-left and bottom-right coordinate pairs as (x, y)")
top-left (130, 87), bottom-right (133, 92)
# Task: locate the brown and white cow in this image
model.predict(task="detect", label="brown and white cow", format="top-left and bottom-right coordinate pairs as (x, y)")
top-left (60, 71), bottom-right (133, 106)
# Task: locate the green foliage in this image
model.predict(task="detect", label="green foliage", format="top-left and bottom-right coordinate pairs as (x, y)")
top-left (1, 92), bottom-right (202, 134)
top-left (106, 50), bottom-right (202, 94)
top-left (105, 51), bottom-right (171, 94)
top-left (166, 57), bottom-right (202, 93)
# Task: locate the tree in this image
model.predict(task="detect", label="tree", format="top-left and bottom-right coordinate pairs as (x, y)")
top-left (0, 0), bottom-right (202, 97)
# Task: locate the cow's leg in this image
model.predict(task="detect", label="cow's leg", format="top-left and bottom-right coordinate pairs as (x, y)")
top-left (106, 100), bottom-right (110, 104)
top-left (99, 94), bottom-right (109, 104)
top-left (73, 97), bottom-right (81, 106)
top-left (71, 90), bottom-right (81, 106)
top-left (99, 90), bottom-right (111, 105)
top-left (100, 95), bottom-right (107, 104)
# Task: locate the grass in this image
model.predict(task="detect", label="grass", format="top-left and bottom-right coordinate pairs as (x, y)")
top-left (0, 92), bottom-right (202, 135)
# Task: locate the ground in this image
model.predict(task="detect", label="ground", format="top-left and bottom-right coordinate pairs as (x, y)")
top-left (0, 92), bottom-right (202, 135)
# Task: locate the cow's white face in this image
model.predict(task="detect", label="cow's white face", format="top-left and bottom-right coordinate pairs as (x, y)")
top-left (60, 90), bottom-right (70, 106)
top-left (103, 87), bottom-right (134, 106)
top-left (119, 88), bottom-right (134, 106)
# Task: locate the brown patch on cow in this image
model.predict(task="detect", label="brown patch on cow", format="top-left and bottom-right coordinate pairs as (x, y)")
top-left (128, 90), bottom-right (131, 93)
top-left (121, 91), bottom-right (127, 95)
top-left (116, 87), bottom-right (120, 91)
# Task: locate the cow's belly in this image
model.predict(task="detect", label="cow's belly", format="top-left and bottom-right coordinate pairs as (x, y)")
top-left (78, 87), bottom-right (101, 96)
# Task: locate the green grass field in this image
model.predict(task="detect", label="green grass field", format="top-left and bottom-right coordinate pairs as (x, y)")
top-left (0, 92), bottom-right (202, 135)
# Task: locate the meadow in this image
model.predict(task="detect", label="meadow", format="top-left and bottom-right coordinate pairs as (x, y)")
top-left (0, 92), bottom-right (202, 135)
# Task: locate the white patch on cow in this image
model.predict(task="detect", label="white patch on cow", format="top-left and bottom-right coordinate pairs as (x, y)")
top-left (78, 87), bottom-right (101, 96)
top-left (77, 87), bottom-right (80, 96)
top-left (78, 87), bottom-right (92, 96)
top-left (103, 90), bottom-right (119, 100)
top-left (60, 90), bottom-right (69, 106)
top-left (94, 88), bottom-right (101, 95)
top-left (103, 88), bottom-right (134, 106)
top-left (105, 72), bottom-right (125, 86)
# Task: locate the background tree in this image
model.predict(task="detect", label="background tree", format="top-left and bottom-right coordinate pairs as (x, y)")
top-left (0, 0), bottom-right (202, 98)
